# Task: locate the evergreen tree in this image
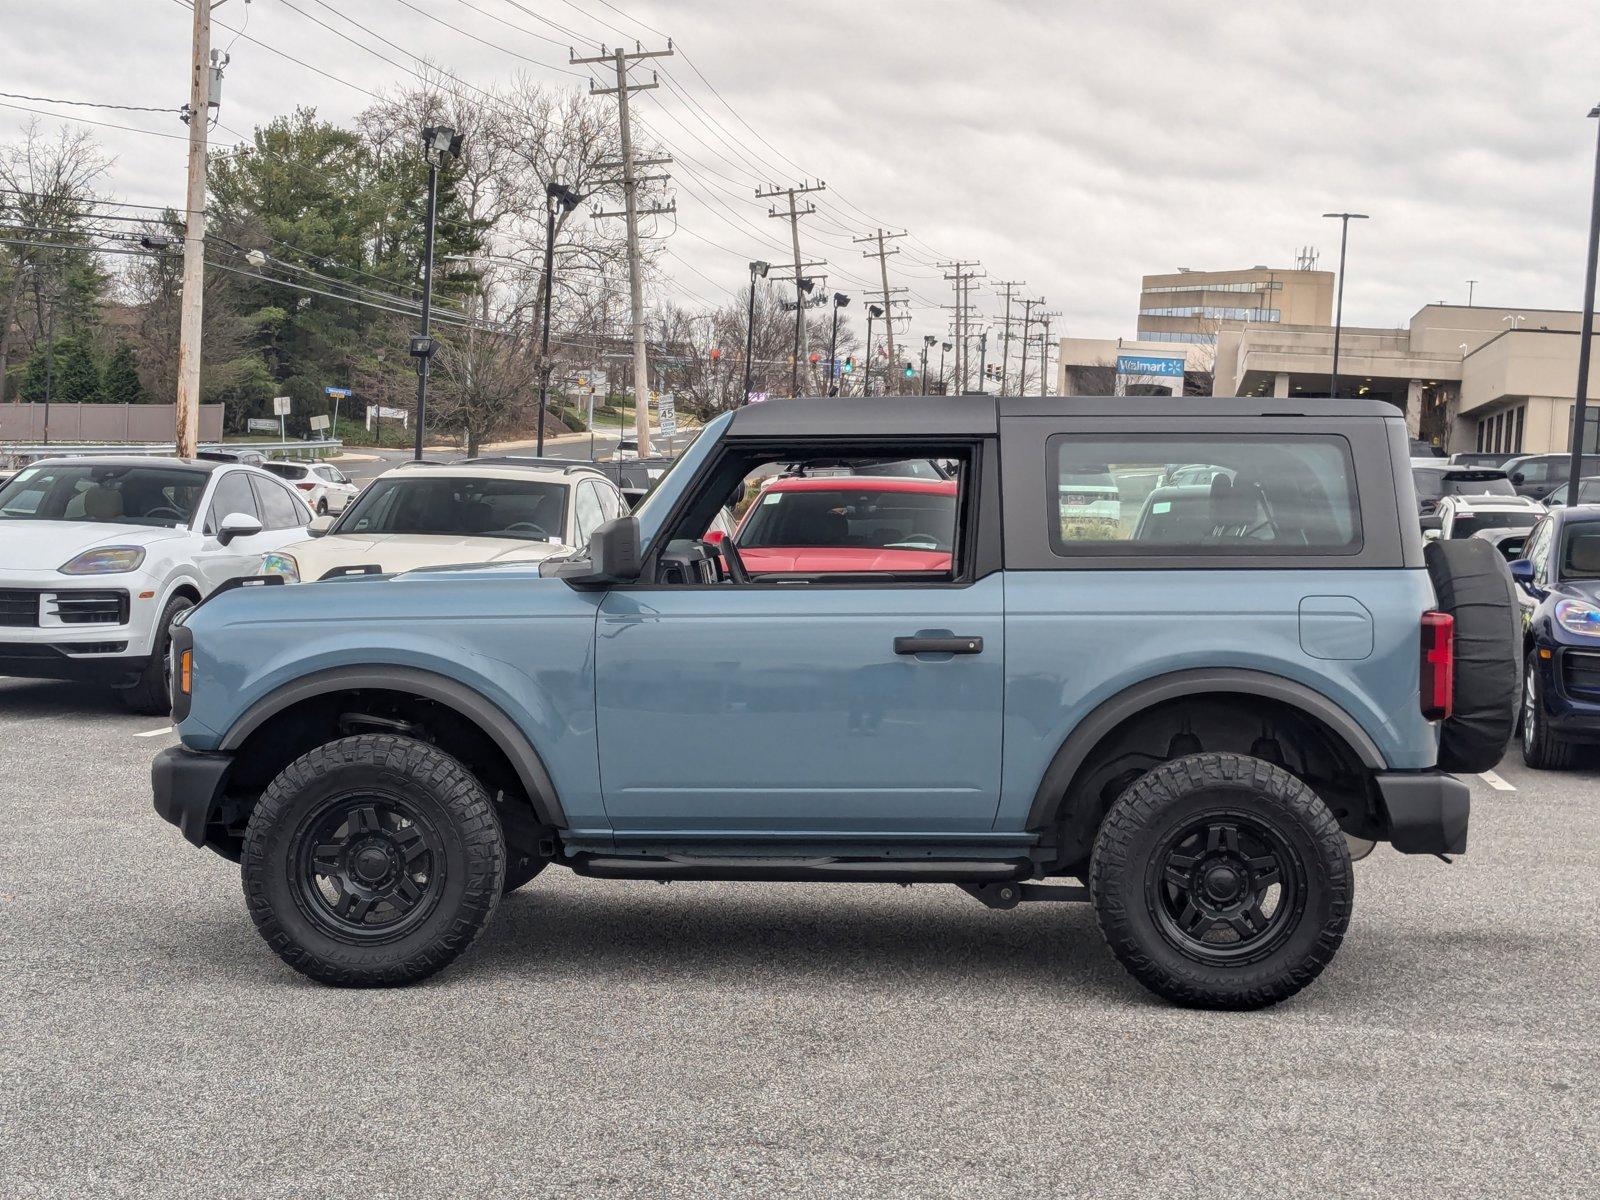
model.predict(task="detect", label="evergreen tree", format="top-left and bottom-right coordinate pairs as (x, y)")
top-left (101, 342), bottom-right (145, 404)
top-left (19, 337), bottom-right (100, 404)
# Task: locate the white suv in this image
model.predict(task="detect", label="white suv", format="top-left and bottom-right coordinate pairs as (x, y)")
top-left (260, 459), bottom-right (628, 583)
top-left (1430, 493), bottom-right (1545, 541)
top-left (0, 457), bottom-right (311, 711)
top-left (261, 459), bottom-right (360, 515)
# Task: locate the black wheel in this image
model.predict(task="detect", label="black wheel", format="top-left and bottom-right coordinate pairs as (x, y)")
top-left (242, 734), bottom-right (505, 986)
top-left (119, 593), bottom-right (193, 715)
top-left (1090, 752), bottom-right (1353, 1009)
top-left (1520, 653), bottom-right (1573, 769)
top-left (316, 498), bottom-right (329, 516)
top-left (501, 852), bottom-right (547, 895)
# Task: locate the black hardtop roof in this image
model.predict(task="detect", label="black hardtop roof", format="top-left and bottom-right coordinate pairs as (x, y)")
top-left (725, 395), bottom-right (1404, 438)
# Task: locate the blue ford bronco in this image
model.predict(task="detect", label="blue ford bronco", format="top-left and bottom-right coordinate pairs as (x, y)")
top-left (153, 397), bottom-right (1518, 1008)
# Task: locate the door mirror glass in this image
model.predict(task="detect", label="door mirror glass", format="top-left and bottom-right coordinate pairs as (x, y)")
top-left (1510, 472), bottom-right (1525, 485)
top-left (1508, 557), bottom-right (1534, 585)
top-left (307, 514), bottom-right (335, 538)
top-left (550, 515), bottom-right (641, 588)
top-left (216, 511), bottom-right (264, 545)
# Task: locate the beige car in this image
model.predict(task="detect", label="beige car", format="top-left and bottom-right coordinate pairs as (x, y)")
top-left (259, 459), bottom-right (628, 583)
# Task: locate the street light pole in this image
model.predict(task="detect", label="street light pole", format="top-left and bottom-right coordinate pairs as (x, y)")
top-left (1323, 211), bottom-right (1369, 399)
top-left (864, 304), bottom-right (883, 397)
top-left (827, 292), bottom-right (849, 396)
top-left (921, 335), bottom-right (935, 396)
top-left (535, 182), bottom-right (585, 457)
top-left (413, 126), bottom-right (462, 460)
top-left (1567, 106), bottom-right (1600, 499)
top-left (742, 261), bottom-right (768, 406)
top-left (938, 341), bottom-right (950, 396)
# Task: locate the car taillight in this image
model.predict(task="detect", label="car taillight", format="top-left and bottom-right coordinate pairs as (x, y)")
top-left (1420, 611), bottom-right (1454, 721)
top-left (295, 481), bottom-right (317, 490)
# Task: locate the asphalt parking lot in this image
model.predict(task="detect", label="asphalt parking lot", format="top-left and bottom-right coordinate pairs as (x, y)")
top-left (1, 678), bottom-right (1596, 1198)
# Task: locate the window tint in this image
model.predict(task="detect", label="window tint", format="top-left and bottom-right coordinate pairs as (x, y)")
top-left (250, 476), bottom-right (306, 530)
top-left (1440, 472), bottom-right (1515, 499)
top-left (262, 462), bottom-right (306, 481)
top-left (207, 471), bottom-right (259, 533)
top-left (1450, 511), bottom-right (1539, 539)
top-left (573, 481), bottom-right (605, 546)
top-left (313, 465), bottom-right (340, 483)
top-left (335, 476), bottom-right (567, 540)
top-left (1563, 528), bottom-right (1600, 581)
top-left (1515, 460), bottom-right (1551, 484)
top-left (1049, 435), bottom-right (1360, 555)
top-left (1526, 519), bottom-right (1553, 585)
top-left (0, 463), bottom-right (207, 528)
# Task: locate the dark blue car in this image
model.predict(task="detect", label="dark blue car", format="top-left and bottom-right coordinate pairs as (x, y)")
top-left (1510, 508), bottom-right (1600, 767)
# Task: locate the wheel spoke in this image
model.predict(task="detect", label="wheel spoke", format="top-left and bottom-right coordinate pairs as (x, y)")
top-left (1247, 855), bottom-right (1280, 887)
top-left (1219, 824), bottom-right (1240, 855)
top-left (347, 804), bottom-right (380, 835)
top-left (1205, 825), bottom-right (1223, 853)
top-left (1228, 904), bottom-right (1269, 940)
top-left (393, 826), bottom-right (429, 865)
top-left (1176, 900), bottom-right (1209, 935)
top-left (391, 874), bottom-right (424, 908)
top-left (1164, 862), bottom-right (1192, 890)
top-left (310, 843), bottom-right (343, 875)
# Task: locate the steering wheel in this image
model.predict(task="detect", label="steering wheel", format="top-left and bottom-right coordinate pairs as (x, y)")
top-left (501, 522), bottom-right (551, 538)
top-left (145, 506), bottom-right (183, 521)
top-left (718, 537), bottom-right (750, 584)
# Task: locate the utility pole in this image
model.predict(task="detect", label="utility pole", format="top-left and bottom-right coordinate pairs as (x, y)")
top-left (576, 40), bottom-right (676, 457)
top-left (940, 261), bottom-right (983, 393)
top-left (994, 281), bottom-right (1025, 395)
top-left (854, 229), bottom-right (907, 393)
top-left (1016, 297), bottom-right (1042, 394)
top-left (1037, 312), bottom-right (1060, 396)
top-left (756, 181), bottom-right (826, 397)
top-left (176, 0), bottom-right (227, 457)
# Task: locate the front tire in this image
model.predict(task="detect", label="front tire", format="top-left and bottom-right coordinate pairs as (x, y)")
top-left (119, 593), bottom-right (193, 715)
top-left (1520, 653), bottom-right (1573, 769)
top-left (242, 735), bottom-right (505, 986)
top-left (1090, 753), bottom-right (1353, 1009)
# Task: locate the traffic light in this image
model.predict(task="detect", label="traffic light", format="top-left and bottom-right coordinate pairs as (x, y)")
top-left (903, 362), bottom-right (915, 379)
top-left (709, 348), bottom-right (721, 362)
top-left (808, 352), bottom-right (820, 364)
top-left (842, 356), bottom-right (855, 374)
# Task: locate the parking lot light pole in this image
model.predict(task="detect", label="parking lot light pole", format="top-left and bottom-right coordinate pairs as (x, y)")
top-left (827, 293), bottom-right (849, 396)
top-left (1323, 211), bottom-right (1369, 399)
top-left (413, 125), bottom-right (463, 460)
top-left (535, 182), bottom-right (586, 457)
top-left (1567, 106), bottom-right (1600, 500)
top-left (742, 261), bottom-right (769, 406)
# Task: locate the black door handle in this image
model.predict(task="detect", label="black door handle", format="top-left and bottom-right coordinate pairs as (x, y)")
top-left (894, 636), bottom-right (984, 655)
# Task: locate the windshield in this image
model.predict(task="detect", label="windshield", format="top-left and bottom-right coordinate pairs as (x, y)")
top-left (0, 463), bottom-right (207, 527)
top-left (1452, 511), bottom-right (1539, 538)
top-left (331, 475), bottom-right (568, 541)
top-left (736, 485), bottom-right (958, 552)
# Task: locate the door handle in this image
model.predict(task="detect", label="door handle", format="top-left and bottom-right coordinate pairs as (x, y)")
top-left (894, 635), bottom-right (983, 655)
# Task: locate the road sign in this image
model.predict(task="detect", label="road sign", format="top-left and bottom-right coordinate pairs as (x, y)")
top-left (365, 405), bottom-right (408, 431)
top-left (324, 387), bottom-right (351, 399)
top-left (246, 418), bottom-right (277, 433)
top-left (658, 392), bottom-right (677, 436)
top-left (272, 395), bottom-right (293, 415)
top-left (309, 414), bottom-right (330, 432)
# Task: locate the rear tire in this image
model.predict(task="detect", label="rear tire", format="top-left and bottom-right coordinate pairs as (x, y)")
top-left (1520, 653), bottom-right (1574, 770)
top-left (1090, 753), bottom-right (1353, 1010)
top-left (242, 735), bottom-right (505, 986)
top-left (119, 594), bottom-right (193, 715)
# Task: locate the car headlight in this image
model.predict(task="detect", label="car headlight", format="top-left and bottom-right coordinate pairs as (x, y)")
top-left (1555, 598), bottom-right (1600, 637)
top-left (261, 552), bottom-right (301, 583)
top-left (59, 546), bottom-right (146, 575)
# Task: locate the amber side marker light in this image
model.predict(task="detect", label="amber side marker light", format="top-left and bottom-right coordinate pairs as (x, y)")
top-left (179, 649), bottom-right (192, 695)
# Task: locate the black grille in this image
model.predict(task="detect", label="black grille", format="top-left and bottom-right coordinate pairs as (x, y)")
top-left (1563, 651), bottom-right (1600, 699)
top-left (0, 589), bottom-right (41, 627)
top-left (48, 590), bottom-right (129, 625)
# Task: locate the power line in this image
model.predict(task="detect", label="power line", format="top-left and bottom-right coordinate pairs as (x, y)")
top-left (0, 100), bottom-right (188, 142)
top-left (0, 91), bottom-right (182, 115)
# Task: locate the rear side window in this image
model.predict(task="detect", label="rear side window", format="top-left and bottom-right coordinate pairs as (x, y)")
top-left (250, 476), bottom-right (307, 529)
top-left (1048, 434), bottom-right (1361, 556)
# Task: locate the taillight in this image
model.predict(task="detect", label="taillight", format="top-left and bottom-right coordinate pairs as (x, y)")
top-left (295, 482), bottom-right (317, 490)
top-left (1420, 610), bottom-right (1454, 720)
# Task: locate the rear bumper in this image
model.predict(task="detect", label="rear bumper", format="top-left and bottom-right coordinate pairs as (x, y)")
top-left (1374, 770), bottom-right (1470, 855)
top-left (0, 641), bottom-right (143, 685)
top-left (152, 744), bottom-right (233, 851)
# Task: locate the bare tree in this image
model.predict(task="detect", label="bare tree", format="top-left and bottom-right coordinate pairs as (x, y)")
top-left (431, 325), bottom-right (536, 455)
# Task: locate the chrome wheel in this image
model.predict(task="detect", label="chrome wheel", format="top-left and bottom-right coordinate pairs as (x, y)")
top-left (1522, 658), bottom-right (1537, 754)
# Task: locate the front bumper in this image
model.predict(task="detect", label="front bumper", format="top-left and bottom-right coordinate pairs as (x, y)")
top-left (152, 744), bottom-right (234, 855)
top-left (0, 640), bottom-right (143, 685)
top-left (1536, 645), bottom-right (1600, 743)
top-left (1374, 770), bottom-right (1470, 855)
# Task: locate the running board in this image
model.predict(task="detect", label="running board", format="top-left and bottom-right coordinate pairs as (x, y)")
top-left (572, 855), bottom-right (1031, 884)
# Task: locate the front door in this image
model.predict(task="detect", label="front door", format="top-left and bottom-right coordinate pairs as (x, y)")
top-left (593, 445), bottom-right (1003, 835)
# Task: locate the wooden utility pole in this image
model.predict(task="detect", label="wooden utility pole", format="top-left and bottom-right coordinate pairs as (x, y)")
top-left (175, 0), bottom-right (223, 458)
top-left (993, 281), bottom-right (1025, 395)
top-left (854, 229), bottom-right (907, 392)
top-left (1016, 297), bottom-right (1043, 393)
top-left (1037, 312), bottom-right (1061, 395)
top-left (575, 41), bottom-right (675, 457)
top-left (939, 261), bottom-right (983, 393)
top-left (756, 181), bottom-right (826, 397)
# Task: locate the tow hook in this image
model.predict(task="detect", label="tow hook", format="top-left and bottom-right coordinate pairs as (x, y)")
top-left (958, 881), bottom-right (1090, 909)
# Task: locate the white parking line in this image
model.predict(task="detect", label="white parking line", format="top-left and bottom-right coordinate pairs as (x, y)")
top-left (1479, 770), bottom-right (1516, 792)
top-left (134, 726), bottom-right (176, 738)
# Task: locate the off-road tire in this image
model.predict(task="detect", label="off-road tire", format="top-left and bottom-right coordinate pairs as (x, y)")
top-left (119, 594), bottom-right (193, 715)
top-left (1520, 654), bottom-right (1574, 770)
top-left (1090, 752), bottom-right (1353, 1010)
top-left (501, 853), bottom-right (546, 895)
top-left (242, 734), bottom-right (505, 986)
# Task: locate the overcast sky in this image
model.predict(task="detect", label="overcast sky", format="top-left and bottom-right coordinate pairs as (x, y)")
top-left (6, 0), bottom-right (1600, 345)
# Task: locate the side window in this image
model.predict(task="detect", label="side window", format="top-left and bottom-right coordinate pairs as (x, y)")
top-left (596, 482), bottom-right (625, 522)
top-left (572, 481), bottom-right (605, 546)
top-left (206, 471), bottom-right (258, 534)
top-left (1528, 519), bottom-right (1553, 585)
top-left (1517, 460), bottom-right (1549, 485)
top-left (1048, 434), bottom-right (1361, 556)
top-left (250, 476), bottom-right (307, 529)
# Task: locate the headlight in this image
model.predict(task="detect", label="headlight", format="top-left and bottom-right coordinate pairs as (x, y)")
top-left (1555, 598), bottom-right (1600, 638)
top-left (59, 546), bottom-right (146, 575)
top-left (261, 552), bottom-right (300, 583)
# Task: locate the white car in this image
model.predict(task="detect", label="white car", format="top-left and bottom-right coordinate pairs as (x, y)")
top-left (260, 459), bottom-right (628, 583)
top-left (1429, 493), bottom-right (1546, 541)
top-left (261, 459), bottom-right (361, 515)
top-left (0, 456), bottom-right (312, 711)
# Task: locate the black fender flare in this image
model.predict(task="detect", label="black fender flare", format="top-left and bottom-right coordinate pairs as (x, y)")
top-left (218, 665), bottom-right (567, 827)
top-left (1024, 667), bottom-right (1388, 830)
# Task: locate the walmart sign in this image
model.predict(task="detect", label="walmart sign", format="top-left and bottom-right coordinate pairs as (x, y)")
top-left (1116, 354), bottom-right (1186, 379)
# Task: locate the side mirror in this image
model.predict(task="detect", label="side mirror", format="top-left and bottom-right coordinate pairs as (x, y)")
top-left (1510, 472), bottom-right (1525, 485)
top-left (216, 512), bottom-right (263, 545)
top-left (1508, 558), bottom-right (1534, 586)
top-left (703, 528), bottom-right (726, 545)
top-left (1423, 528), bottom-right (1443, 542)
top-left (548, 515), bottom-right (641, 588)
top-left (307, 514), bottom-right (335, 538)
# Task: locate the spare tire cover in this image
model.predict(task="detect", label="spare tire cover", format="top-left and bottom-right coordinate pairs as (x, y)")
top-left (1424, 537), bottom-right (1520, 774)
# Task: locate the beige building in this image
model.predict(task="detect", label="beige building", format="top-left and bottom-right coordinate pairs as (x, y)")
top-left (1137, 266), bottom-right (1334, 346)
top-left (1212, 304), bottom-right (1600, 454)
